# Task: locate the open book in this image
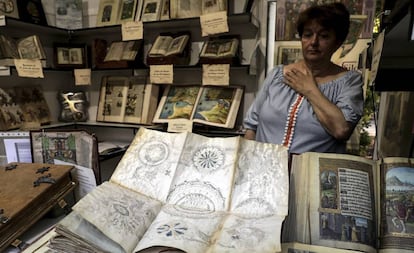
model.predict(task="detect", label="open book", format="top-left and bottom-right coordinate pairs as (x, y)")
top-left (96, 76), bottom-right (159, 125)
top-left (0, 34), bottom-right (46, 66)
top-left (148, 34), bottom-right (190, 57)
top-left (48, 127), bottom-right (289, 253)
top-left (104, 40), bottom-right (142, 62)
top-left (200, 37), bottom-right (239, 59)
top-left (152, 85), bottom-right (243, 129)
top-left (282, 152), bottom-right (414, 253)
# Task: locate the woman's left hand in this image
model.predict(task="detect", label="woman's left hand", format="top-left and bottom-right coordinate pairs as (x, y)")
top-left (283, 65), bottom-right (317, 96)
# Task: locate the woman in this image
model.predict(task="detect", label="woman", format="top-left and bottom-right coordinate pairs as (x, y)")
top-left (243, 2), bottom-right (364, 154)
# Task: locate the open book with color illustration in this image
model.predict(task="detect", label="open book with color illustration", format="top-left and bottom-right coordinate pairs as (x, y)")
top-left (282, 152), bottom-right (414, 253)
top-left (152, 85), bottom-right (243, 129)
top-left (47, 127), bottom-right (289, 253)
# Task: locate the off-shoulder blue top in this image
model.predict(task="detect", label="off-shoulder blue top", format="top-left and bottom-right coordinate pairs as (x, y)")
top-left (243, 65), bottom-right (364, 154)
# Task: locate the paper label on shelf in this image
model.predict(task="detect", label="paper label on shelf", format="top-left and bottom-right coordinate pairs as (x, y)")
top-left (168, 119), bottom-right (193, 133)
top-left (0, 15), bottom-right (5, 26)
top-left (122, 21), bottom-right (143, 41)
top-left (74, 69), bottom-right (92, 85)
top-left (150, 64), bottom-right (173, 84)
top-left (202, 64), bottom-right (230, 86)
top-left (0, 66), bottom-right (10, 76)
top-left (200, 11), bottom-right (228, 37)
top-left (14, 59), bottom-right (44, 78)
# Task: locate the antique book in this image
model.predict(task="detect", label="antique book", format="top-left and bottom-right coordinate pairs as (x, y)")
top-left (201, 0), bottom-right (227, 15)
top-left (199, 36), bottom-right (240, 65)
top-left (0, 162), bottom-right (75, 252)
top-left (96, 76), bottom-right (159, 125)
top-left (53, 43), bottom-right (87, 69)
top-left (200, 37), bottom-right (239, 59)
top-left (0, 86), bottom-right (51, 128)
top-left (159, 0), bottom-right (170, 20)
top-left (48, 127), bottom-right (289, 253)
top-left (0, 0), bottom-right (19, 19)
top-left (16, 0), bottom-right (48, 25)
top-left (96, 0), bottom-right (121, 27)
top-left (153, 84), bottom-right (243, 129)
top-left (55, 0), bottom-right (83, 29)
top-left (30, 129), bottom-right (101, 184)
top-left (91, 39), bottom-right (129, 69)
top-left (16, 35), bottom-right (46, 60)
top-left (0, 104), bottom-right (25, 130)
top-left (103, 40), bottom-right (142, 62)
top-left (13, 86), bottom-right (51, 125)
top-left (0, 34), bottom-right (46, 66)
top-left (0, 34), bottom-right (20, 60)
top-left (140, 0), bottom-right (162, 22)
top-left (170, 0), bottom-right (227, 19)
top-left (148, 34), bottom-right (190, 57)
top-left (282, 152), bottom-right (414, 253)
top-left (117, 0), bottom-right (139, 23)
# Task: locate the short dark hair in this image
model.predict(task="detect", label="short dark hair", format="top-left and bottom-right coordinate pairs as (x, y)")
top-left (296, 3), bottom-right (350, 43)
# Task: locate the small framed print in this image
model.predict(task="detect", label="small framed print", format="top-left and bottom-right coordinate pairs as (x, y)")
top-left (54, 43), bottom-right (88, 69)
top-left (275, 42), bottom-right (302, 65)
top-left (141, 0), bottom-right (161, 22)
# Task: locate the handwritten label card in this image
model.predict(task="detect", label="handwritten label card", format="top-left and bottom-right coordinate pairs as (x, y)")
top-left (74, 69), bottom-right (91, 86)
top-left (168, 119), bottom-right (193, 133)
top-left (14, 59), bottom-right (44, 78)
top-left (150, 65), bottom-right (173, 84)
top-left (202, 64), bottom-right (230, 86)
top-left (122, 21), bottom-right (143, 41)
top-left (200, 11), bottom-right (228, 37)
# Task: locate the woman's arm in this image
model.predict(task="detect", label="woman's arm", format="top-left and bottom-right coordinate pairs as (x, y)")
top-left (284, 66), bottom-right (363, 141)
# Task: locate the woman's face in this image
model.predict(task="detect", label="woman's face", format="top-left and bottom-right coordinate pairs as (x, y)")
top-left (300, 20), bottom-right (341, 64)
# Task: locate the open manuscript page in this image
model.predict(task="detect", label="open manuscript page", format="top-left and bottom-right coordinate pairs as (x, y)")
top-left (378, 157), bottom-right (414, 253)
top-left (51, 128), bottom-right (289, 253)
top-left (285, 152), bottom-right (378, 253)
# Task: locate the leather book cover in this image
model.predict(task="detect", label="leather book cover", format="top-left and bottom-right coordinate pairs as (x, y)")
top-left (0, 162), bottom-right (75, 251)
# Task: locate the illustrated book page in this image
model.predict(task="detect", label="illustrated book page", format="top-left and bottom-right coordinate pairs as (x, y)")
top-left (0, 0), bottom-right (19, 19)
top-left (170, 0), bottom-right (201, 19)
top-left (0, 34), bottom-right (19, 59)
top-left (201, 0), bottom-right (227, 15)
top-left (55, 0), bottom-right (83, 29)
top-left (192, 85), bottom-right (243, 129)
top-left (153, 85), bottom-right (201, 123)
top-left (148, 34), bottom-right (189, 57)
top-left (96, 76), bottom-right (129, 123)
top-left (29, 130), bottom-right (99, 183)
top-left (378, 157), bottom-right (414, 252)
top-left (141, 0), bottom-right (161, 22)
top-left (200, 38), bottom-right (239, 58)
top-left (96, 76), bottom-right (158, 124)
top-left (50, 127), bottom-right (289, 253)
top-left (96, 0), bottom-right (121, 26)
top-left (117, 0), bottom-right (138, 23)
top-left (281, 242), bottom-right (365, 253)
top-left (153, 85), bottom-right (243, 129)
top-left (284, 152), bottom-right (378, 253)
top-left (17, 35), bottom-right (46, 60)
top-left (104, 40), bottom-right (141, 62)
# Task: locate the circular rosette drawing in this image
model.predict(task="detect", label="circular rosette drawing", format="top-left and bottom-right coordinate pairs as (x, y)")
top-left (192, 146), bottom-right (225, 172)
top-left (167, 181), bottom-right (226, 214)
top-left (138, 140), bottom-right (169, 166)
